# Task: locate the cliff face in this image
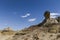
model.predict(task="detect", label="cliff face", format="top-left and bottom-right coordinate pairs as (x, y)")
top-left (0, 11), bottom-right (60, 40)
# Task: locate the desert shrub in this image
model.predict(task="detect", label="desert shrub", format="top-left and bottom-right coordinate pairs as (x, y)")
top-left (44, 23), bottom-right (51, 27)
top-left (49, 34), bottom-right (53, 38)
top-left (2, 32), bottom-right (14, 35)
top-left (48, 27), bottom-right (57, 33)
top-left (15, 32), bottom-right (26, 35)
top-left (56, 35), bottom-right (60, 39)
top-left (33, 34), bottom-right (39, 40)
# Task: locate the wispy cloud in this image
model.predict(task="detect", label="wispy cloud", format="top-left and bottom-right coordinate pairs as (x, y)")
top-left (21, 13), bottom-right (30, 18)
top-left (50, 13), bottom-right (60, 18)
top-left (28, 18), bottom-right (36, 22)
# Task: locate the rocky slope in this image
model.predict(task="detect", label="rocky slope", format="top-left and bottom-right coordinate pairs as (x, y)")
top-left (0, 11), bottom-right (60, 40)
top-left (8, 23), bottom-right (60, 40)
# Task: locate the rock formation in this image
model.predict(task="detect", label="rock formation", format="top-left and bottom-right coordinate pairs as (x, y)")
top-left (0, 11), bottom-right (60, 40)
top-left (38, 11), bottom-right (58, 26)
top-left (7, 11), bottom-right (60, 40)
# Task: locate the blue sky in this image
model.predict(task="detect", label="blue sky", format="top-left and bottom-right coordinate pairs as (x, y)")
top-left (0, 0), bottom-right (60, 30)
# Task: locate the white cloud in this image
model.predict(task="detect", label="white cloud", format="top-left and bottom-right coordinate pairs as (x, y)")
top-left (50, 13), bottom-right (60, 15)
top-left (50, 13), bottom-right (60, 18)
top-left (28, 18), bottom-right (36, 22)
top-left (21, 13), bottom-right (30, 18)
